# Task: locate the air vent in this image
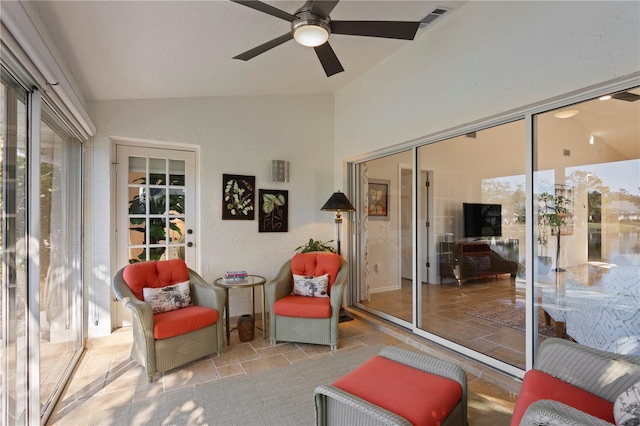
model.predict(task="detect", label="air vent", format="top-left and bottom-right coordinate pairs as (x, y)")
top-left (612, 91), bottom-right (640, 102)
top-left (420, 6), bottom-right (451, 28)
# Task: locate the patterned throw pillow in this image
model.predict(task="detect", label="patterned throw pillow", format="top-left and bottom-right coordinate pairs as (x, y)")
top-left (614, 381), bottom-right (640, 426)
top-left (143, 280), bottom-right (192, 314)
top-left (292, 274), bottom-right (329, 298)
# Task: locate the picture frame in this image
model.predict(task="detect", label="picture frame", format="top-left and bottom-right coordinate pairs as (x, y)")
top-left (367, 179), bottom-right (390, 220)
top-left (258, 189), bottom-right (288, 232)
top-left (222, 174), bottom-right (255, 220)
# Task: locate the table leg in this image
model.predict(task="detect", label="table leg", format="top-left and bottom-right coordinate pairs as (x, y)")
top-left (261, 284), bottom-right (267, 339)
top-left (224, 288), bottom-right (230, 345)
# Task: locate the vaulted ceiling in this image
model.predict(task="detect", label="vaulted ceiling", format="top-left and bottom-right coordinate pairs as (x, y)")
top-left (28, 0), bottom-right (467, 101)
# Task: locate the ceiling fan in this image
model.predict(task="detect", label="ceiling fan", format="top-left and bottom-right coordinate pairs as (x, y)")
top-left (231, 0), bottom-right (422, 77)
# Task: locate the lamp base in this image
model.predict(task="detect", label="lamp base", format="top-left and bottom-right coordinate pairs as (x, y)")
top-left (338, 308), bottom-right (354, 323)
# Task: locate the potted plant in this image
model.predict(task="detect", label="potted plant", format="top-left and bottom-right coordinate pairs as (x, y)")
top-left (295, 238), bottom-right (336, 254)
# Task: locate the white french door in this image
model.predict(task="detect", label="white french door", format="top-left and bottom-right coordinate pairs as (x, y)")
top-left (115, 144), bottom-right (197, 323)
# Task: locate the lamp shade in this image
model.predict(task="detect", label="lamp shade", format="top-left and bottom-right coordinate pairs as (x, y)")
top-left (321, 191), bottom-right (356, 212)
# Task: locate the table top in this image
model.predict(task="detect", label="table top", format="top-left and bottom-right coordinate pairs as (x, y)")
top-left (214, 275), bottom-right (266, 289)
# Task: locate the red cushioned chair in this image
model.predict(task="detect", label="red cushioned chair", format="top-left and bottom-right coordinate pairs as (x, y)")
top-left (512, 338), bottom-right (640, 425)
top-left (266, 252), bottom-right (347, 350)
top-left (112, 259), bottom-right (225, 382)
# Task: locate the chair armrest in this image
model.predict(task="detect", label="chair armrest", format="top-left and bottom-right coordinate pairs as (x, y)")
top-left (266, 259), bottom-right (293, 308)
top-left (188, 268), bottom-right (225, 312)
top-left (329, 258), bottom-right (348, 310)
top-left (534, 338), bottom-right (640, 401)
top-left (520, 400), bottom-right (613, 426)
top-left (314, 385), bottom-right (411, 426)
top-left (112, 268), bottom-right (154, 327)
top-left (377, 346), bottom-right (467, 421)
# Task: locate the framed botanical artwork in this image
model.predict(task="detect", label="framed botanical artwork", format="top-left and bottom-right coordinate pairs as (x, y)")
top-left (258, 189), bottom-right (288, 232)
top-left (368, 179), bottom-right (390, 220)
top-left (222, 174), bottom-right (255, 220)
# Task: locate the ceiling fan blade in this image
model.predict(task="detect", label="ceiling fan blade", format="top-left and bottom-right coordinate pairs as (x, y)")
top-left (331, 21), bottom-right (420, 40)
top-left (314, 42), bottom-right (344, 77)
top-left (230, 0), bottom-right (297, 22)
top-left (310, 0), bottom-right (340, 18)
top-left (233, 33), bottom-right (293, 61)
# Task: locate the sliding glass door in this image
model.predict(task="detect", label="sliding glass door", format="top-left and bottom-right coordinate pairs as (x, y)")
top-left (1, 67), bottom-right (84, 424)
top-left (351, 84), bottom-right (639, 374)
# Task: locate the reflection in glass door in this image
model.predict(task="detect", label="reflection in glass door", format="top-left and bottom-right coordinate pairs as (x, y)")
top-left (355, 150), bottom-right (414, 325)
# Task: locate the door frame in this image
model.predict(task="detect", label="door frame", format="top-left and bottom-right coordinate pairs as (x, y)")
top-left (111, 138), bottom-right (200, 327)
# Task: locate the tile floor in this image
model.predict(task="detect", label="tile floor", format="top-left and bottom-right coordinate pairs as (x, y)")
top-left (363, 275), bottom-right (565, 369)
top-left (46, 315), bottom-right (521, 425)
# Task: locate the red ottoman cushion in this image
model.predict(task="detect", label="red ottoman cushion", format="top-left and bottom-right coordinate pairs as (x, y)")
top-left (332, 355), bottom-right (462, 426)
top-left (510, 369), bottom-right (614, 425)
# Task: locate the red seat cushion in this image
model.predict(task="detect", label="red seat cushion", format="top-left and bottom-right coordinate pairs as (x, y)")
top-left (291, 253), bottom-right (341, 291)
top-left (153, 305), bottom-right (219, 340)
top-left (332, 355), bottom-right (462, 426)
top-left (273, 295), bottom-right (331, 318)
top-left (510, 369), bottom-right (615, 426)
top-left (123, 259), bottom-right (190, 301)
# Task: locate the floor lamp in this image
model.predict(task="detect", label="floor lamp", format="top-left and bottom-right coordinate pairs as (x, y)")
top-left (321, 190), bottom-right (356, 322)
top-left (321, 190), bottom-right (356, 256)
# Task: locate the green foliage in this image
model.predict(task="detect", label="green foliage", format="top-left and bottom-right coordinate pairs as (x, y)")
top-left (295, 238), bottom-right (336, 254)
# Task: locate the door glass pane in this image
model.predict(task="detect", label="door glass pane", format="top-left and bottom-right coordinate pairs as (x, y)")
top-left (149, 158), bottom-right (166, 185)
top-left (534, 87), bottom-right (640, 356)
top-left (39, 104), bottom-right (83, 415)
top-left (356, 150), bottom-right (413, 324)
top-left (169, 159), bottom-right (185, 186)
top-left (128, 156), bottom-right (145, 184)
top-left (1, 70), bottom-right (29, 425)
top-left (416, 119), bottom-right (527, 369)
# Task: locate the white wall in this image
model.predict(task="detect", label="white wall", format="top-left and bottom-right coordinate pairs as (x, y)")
top-left (334, 1), bottom-right (640, 165)
top-left (85, 95), bottom-right (335, 337)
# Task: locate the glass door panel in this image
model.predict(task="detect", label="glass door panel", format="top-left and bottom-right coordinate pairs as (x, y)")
top-left (39, 103), bottom-right (83, 416)
top-left (416, 120), bottom-right (527, 369)
top-left (1, 69), bottom-right (29, 426)
top-left (355, 150), bottom-right (413, 325)
top-left (534, 88), bottom-right (640, 356)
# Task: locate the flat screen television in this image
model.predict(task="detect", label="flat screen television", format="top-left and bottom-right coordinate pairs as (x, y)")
top-left (463, 203), bottom-right (502, 238)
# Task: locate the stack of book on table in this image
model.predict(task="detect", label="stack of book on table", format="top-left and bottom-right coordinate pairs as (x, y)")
top-left (223, 271), bottom-right (248, 283)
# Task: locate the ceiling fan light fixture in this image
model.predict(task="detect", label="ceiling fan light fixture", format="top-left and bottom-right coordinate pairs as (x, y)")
top-left (293, 24), bottom-right (329, 47)
top-left (292, 12), bottom-right (330, 47)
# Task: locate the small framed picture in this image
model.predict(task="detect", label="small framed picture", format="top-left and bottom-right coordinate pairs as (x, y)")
top-left (222, 174), bottom-right (255, 220)
top-left (368, 179), bottom-right (390, 220)
top-left (258, 189), bottom-right (288, 232)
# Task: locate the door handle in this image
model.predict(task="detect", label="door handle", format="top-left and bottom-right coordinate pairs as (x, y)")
top-left (187, 242), bottom-right (193, 248)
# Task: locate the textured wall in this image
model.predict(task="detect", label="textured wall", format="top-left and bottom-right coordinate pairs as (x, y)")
top-left (86, 95), bottom-right (335, 336)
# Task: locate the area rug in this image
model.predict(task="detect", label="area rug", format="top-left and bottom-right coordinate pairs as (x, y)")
top-left (465, 304), bottom-right (557, 338)
top-left (89, 344), bottom-right (512, 425)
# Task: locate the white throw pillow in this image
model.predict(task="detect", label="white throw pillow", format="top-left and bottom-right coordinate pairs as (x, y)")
top-left (143, 280), bottom-right (192, 314)
top-left (292, 274), bottom-right (329, 298)
top-left (614, 381), bottom-right (640, 426)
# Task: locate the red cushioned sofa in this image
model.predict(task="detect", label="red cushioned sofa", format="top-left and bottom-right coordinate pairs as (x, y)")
top-left (112, 259), bottom-right (225, 382)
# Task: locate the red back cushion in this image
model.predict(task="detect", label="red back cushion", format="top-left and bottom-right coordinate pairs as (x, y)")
top-left (122, 259), bottom-right (190, 301)
top-left (510, 369), bottom-right (615, 426)
top-left (291, 253), bottom-right (341, 291)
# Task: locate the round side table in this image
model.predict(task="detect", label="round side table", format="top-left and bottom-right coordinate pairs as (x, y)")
top-left (214, 275), bottom-right (266, 345)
